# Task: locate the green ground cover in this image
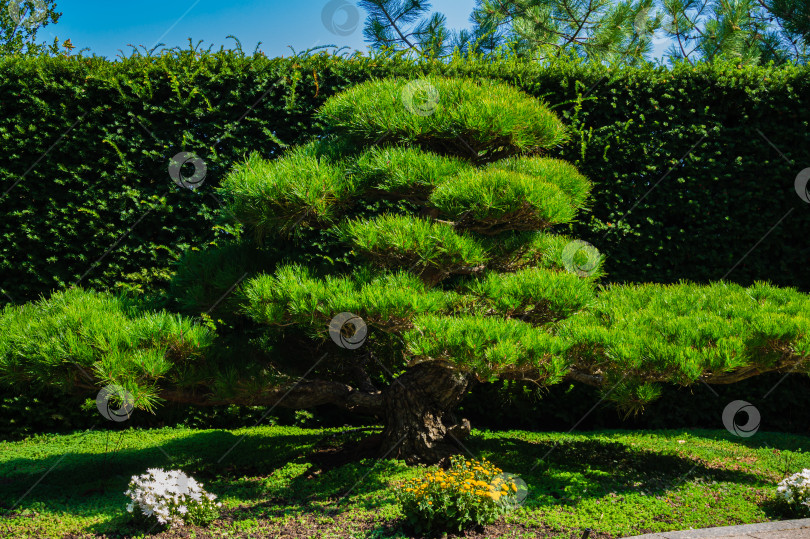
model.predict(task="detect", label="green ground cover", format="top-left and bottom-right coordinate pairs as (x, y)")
top-left (1, 426), bottom-right (805, 538)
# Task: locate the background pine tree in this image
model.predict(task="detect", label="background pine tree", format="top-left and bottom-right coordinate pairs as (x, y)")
top-left (358, 0), bottom-right (809, 64)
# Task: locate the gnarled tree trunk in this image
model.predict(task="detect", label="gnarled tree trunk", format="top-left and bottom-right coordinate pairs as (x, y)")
top-left (150, 359), bottom-right (473, 466)
top-left (378, 360), bottom-right (472, 465)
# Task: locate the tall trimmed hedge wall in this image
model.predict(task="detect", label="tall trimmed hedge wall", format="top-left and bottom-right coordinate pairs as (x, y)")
top-left (1, 52), bottom-right (809, 304)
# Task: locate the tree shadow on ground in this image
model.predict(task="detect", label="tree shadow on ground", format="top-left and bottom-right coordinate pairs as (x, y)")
top-left (1, 427), bottom-right (362, 536)
top-left (683, 429), bottom-right (810, 452)
top-left (220, 430), bottom-right (773, 520)
top-left (0, 427), bottom-right (797, 537)
top-left (456, 433), bottom-right (782, 513)
top-left (0, 428), bottom-right (322, 513)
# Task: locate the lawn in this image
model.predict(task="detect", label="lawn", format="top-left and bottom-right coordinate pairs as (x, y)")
top-left (0, 425), bottom-right (806, 538)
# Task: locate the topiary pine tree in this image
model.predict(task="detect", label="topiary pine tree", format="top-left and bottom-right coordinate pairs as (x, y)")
top-left (2, 77), bottom-right (810, 465)
top-left (213, 76), bottom-right (604, 463)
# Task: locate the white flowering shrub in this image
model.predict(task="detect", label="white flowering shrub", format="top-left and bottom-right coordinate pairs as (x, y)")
top-left (776, 469), bottom-right (810, 514)
top-left (125, 468), bottom-right (221, 529)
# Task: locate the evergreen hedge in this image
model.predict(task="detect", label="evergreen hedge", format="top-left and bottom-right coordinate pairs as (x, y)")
top-left (1, 51), bottom-right (808, 304)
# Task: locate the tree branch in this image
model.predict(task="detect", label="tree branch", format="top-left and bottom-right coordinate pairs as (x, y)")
top-left (159, 380), bottom-right (384, 416)
top-left (376, 4), bottom-right (418, 50)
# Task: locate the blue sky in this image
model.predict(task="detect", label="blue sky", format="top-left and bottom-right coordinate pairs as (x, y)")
top-left (41, 0), bottom-right (669, 60)
top-left (42, 0), bottom-right (477, 59)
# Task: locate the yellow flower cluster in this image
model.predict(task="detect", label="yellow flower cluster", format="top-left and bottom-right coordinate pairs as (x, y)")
top-left (397, 456), bottom-right (526, 533)
top-left (400, 456), bottom-right (518, 504)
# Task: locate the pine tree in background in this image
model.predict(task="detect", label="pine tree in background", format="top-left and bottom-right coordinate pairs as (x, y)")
top-left (359, 0), bottom-right (453, 58)
top-left (0, 0), bottom-right (61, 55)
top-left (358, 0), bottom-right (659, 63)
top-left (657, 0), bottom-right (809, 64)
top-left (358, 0), bottom-right (809, 64)
top-left (468, 0), bottom-right (660, 63)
